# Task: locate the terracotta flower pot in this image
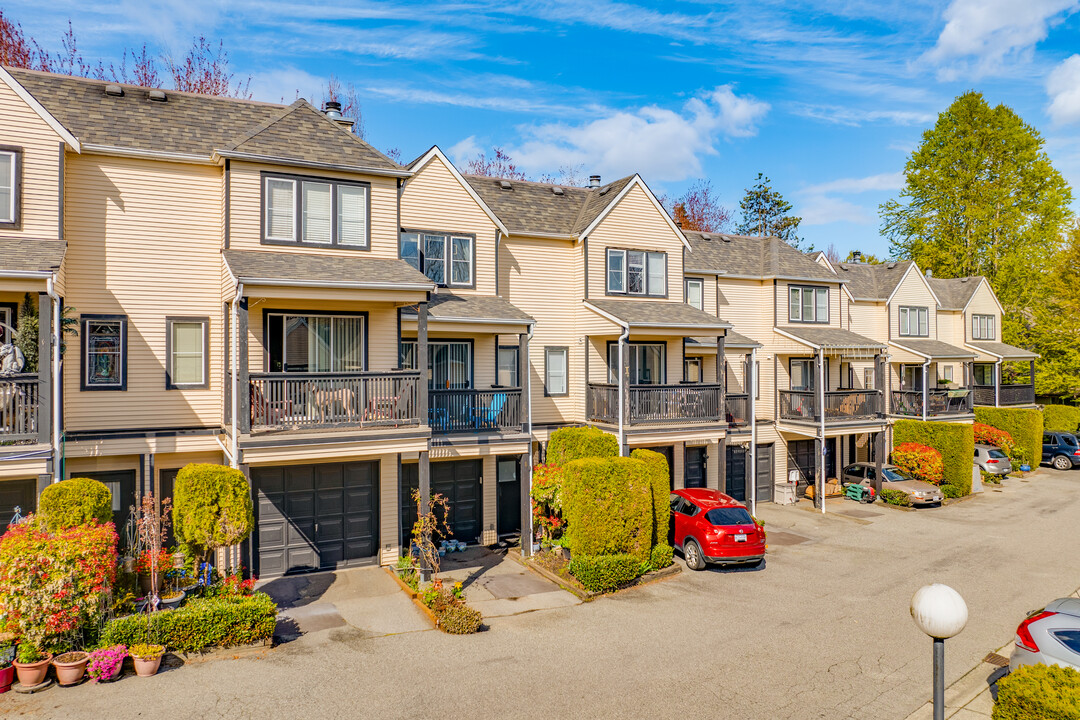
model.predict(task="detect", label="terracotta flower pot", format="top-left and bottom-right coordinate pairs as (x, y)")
top-left (133, 654), bottom-right (162, 677)
top-left (13, 654), bottom-right (52, 687)
top-left (53, 651), bottom-right (89, 686)
top-left (0, 665), bottom-right (14, 694)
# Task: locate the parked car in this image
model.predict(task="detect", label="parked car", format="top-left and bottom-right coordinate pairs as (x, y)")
top-left (1042, 432), bottom-right (1080, 470)
top-left (974, 444), bottom-right (1012, 476)
top-left (669, 488), bottom-right (765, 571)
top-left (841, 463), bottom-right (944, 506)
top-left (1010, 597), bottom-right (1080, 672)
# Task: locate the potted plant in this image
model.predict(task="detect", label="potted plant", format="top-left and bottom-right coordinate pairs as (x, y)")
top-left (0, 634), bottom-right (15, 694)
top-left (52, 650), bottom-right (90, 686)
top-left (13, 643), bottom-right (52, 687)
top-left (86, 645), bottom-right (126, 683)
top-left (159, 587), bottom-right (185, 609)
top-left (130, 643), bottom-right (164, 677)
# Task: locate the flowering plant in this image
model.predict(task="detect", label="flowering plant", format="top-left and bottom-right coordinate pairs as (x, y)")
top-left (891, 442), bottom-right (944, 484)
top-left (87, 645), bottom-right (126, 682)
top-left (530, 464), bottom-right (565, 542)
top-left (0, 517), bottom-right (117, 651)
top-left (973, 423), bottom-right (1019, 459)
top-left (134, 549), bottom-right (172, 575)
top-left (221, 570), bottom-right (256, 596)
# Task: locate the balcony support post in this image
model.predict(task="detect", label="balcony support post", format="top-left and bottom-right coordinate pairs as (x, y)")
top-left (718, 435), bottom-right (727, 494)
top-left (749, 348), bottom-right (757, 517)
top-left (618, 327), bottom-right (630, 456)
top-left (921, 358), bottom-right (930, 422)
top-left (875, 354), bottom-right (885, 416)
top-left (417, 302), bottom-right (428, 424)
top-left (237, 297), bottom-right (250, 436)
top-left (418, 449), bottom-right (431, 582)
top-left (816, 348), bottom-right (825, 513)
top-left (873, 430), bottom-right (884, 497)
top-left (37, 292), bottom-right (51, 446)
top-left (1029, 360), bottom-right (1036, 402)
top-left (994, 360), bottom-right (1001, 407)
top-left (519, 332), bottom-right (529, 433)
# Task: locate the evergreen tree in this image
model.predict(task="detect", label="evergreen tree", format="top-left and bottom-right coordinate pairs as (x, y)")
top-left (735, 173), bottom-right (805, 249)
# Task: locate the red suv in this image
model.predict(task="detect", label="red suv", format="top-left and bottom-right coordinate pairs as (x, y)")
top-left (670, 488), bottom-right (765, 570)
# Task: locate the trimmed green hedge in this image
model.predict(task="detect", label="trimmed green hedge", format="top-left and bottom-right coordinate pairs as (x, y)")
top-left (568, 554), bottom-right (643, 593)
top-left (975, 408), bottom-right (1043, 467)
top-left (630, 448), bottom-right (671, 548)
top-left (547, 426), bottom-right (618, 467)
top-left (649, 543), bottom-right (674, 569)
top-left (100, 593), bottom-right (277, 652)
top-left (562, 456), bottom-right (652, 563)
top-left (172, 464), bottom-right (254, 563)
top-left (38, 477), bottom-right (112, 531)
top-left (1044, 404), bottom-right (1080, 433)
top-left (881, 488), bottom-right (912, 507)
top-left (893, 420), bottom-right (974, 497)
top-left (992, 663), bottom-right (1080, 720)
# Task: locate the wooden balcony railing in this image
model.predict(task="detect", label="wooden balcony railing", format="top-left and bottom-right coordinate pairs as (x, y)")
top-left (429, 388), bottom-right (523, 434)
top-left (249, 371), bottom-right (421, 432)
top-left (779, 389), bottom-right (882, 423)
top-left (891, 388), bottom-right (973, 417)
top-left (587, 383), bottom-right (722, 425)
top-left (726, 393), bottom-right (750, 427)
top-left (0, 374), bottom-right (38, 443)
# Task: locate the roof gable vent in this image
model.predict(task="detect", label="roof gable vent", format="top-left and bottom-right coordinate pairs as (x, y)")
top-left (499, 180), bottom-right (513, 190)
top-left (105, 84), bottom-right (124, 97)
top-left (148, 89), bottom-right (167, 102)
top-left (552, 186), bottom-right (564, 196)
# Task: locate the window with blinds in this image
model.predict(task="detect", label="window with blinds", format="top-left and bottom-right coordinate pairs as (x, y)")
top-left (266, 313), bottom-right (365, 373)
top-left (263, 174), bottom-right (369, 247)
top-left (399, 340), bottom-right (473, 389)
top-left (167, 317), bottom-right (208, 389)
top-left (399, 231), bottom-right (474, 287)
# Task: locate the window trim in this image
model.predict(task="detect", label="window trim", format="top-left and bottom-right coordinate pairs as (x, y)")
top-left (0, 146), bottom-right (21, 229)
top-left (262, 308), bottom-right (369, 373)
top-left (165, 316), bottom-right (210, 390)
top-left (899, 305), bottom-right (930, 337)
top-left (788, 285), bottom-right (830, 324)
top-left (399, 228), bottom-right (477, 289)
top-left (683, 356), bottom-right (702, 383)
top-left (496, 344), bottom-right (520, 388)
top-left (260, 171), bottom-right (371, 250)
top-left (685, 277), bottom-right (704, 311)
top-left (607, 341), bottom-right (668, 385)
top-left (544, 346), bottom-right (569, 397)
top-left (80, 314), bottom-right (128, 391)
top-left (789, 356), bottom-right (827, 392)
top-left (604, 247), bottom-right (668, 298)
top-left (972, 313), bottom-right (995, 341)
top-left (399, 338), bottom-right (475, 389)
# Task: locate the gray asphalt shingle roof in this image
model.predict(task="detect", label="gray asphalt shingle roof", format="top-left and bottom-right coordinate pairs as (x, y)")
top-left (687, 330), bottom-right (762, 348)
top-left (779, 326), bottom-right (886, 350)
top-left (967, 341), bottom-right (1039, 360)
top-left (7, 68), bottom-right (400, 172)
top-left (683, 231), bottom-right (840, 283)
top-left (834, 260), bottom-right (914, 300)
top-left (223, 250), bottom-right (434, 289)
top-left (586, 299), bottom-right (732, 330)
top-left (0, 238), bottom-right (66, 274)
top-left (463, 174), bottom-right (634, 236)
top-left (403, 293), bottom-right (533, 324)
top-left (926, 276), bottom-right (984, 310)
top-left (890, 339), bottom-right (975, 359)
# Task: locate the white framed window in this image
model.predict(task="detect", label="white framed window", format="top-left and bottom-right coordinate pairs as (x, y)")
top-left (606, 248), bottom-right (666, 296)
top-left (166, 317), bottom-right (209, 389)
top-left (685, 278), bottom-right (704, 311)
top-left (266, 313), bottom-right (365, 373)
top-left (400, 340), bottom-right (472, 389)
top-left (400, 231), bottom-right (474, 288)
top-left (263, 174), bottom-right (369, 248)
top-left (789, 286), bottom-right (829, 323)
top-left (0, 149), bottom-right (17, 225)
top-left (899, 306), bottom-right (929, 337)
top-left (544, 347), bottom-right (568, 396)
top-left (497, 345), bottom-right (519, 387)
top-left (82, 316), bottom-right (126, 390)
top-left (972, 314), bottom-right (995, 340)
top-left (942, 365), bottom-right (953, 382)
top-left (609, 343), bottom-right (666, 385)
top-left (684, 357), bottom-right (702, 383)
top-left (864, 368), bottom-right (874, 390)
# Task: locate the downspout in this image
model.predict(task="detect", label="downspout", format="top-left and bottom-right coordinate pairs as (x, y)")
top-left (46, 276), bottom-right (61, 482)
top-left (921, 357), bottom-right (931, 422)
top-left (230, 282), bottom-right (243, 469)
top-left (749, 347), bottom-right (757, 518)
top-left (617, 323), bottom-right (630, 456)
top-left (818, 346), bottom-right (825, 515)
top-left (525, 321), bottom-right (534, 550)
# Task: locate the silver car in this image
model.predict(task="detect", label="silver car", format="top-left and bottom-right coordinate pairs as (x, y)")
top-left (841, 463), bottom-right (944, 505)
top-left (1010, 597), bottom-right (1080, 672)
top-left (974, 444), bottom-right (1012, 475)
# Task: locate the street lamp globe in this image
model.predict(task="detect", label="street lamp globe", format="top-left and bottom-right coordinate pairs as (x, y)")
top-left (911, 584), bottom-right (968, 639)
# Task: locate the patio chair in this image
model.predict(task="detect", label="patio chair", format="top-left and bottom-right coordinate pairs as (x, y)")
top-left (250, 382), bottom-right (291, 428)
top-left (473, 393), bottom-right (507, 430)
top-left (364, 377), bottom-right (418, 427)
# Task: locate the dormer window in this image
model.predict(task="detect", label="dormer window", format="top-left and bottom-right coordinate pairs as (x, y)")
top-left (400, 230), bottom-right (474, 288)
top-left (972, 314), bottom-right (995, 340)
top-left (262, 172), bottom-right (369, 248)
top-left (789, 286), bottom-right (829, 323)
top-left (606, 248), bottom-right (666, 296)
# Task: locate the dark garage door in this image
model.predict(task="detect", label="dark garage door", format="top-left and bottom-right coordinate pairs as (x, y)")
top-left (401, 459), bottom-right (482, 546)
top-left (252, 461), bottom-right (379, 578)
top-left (0, 479), bottom-right (36, 528)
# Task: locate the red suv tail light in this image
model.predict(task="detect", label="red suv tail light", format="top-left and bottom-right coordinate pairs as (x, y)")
top-left (1016, 611), bottom-right (1055, 652)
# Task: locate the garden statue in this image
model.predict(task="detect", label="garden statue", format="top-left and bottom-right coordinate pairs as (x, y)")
top-left (0, 342), bottom-right (24, 376)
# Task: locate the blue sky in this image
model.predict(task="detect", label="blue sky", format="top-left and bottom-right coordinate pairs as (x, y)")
top-left (8, 0), bottom-right (1080, 257)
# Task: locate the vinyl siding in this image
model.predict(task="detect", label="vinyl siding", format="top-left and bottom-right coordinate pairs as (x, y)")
top-left (63, 154), bottom-right (223, 431)
top-left (775, 280), bottom-right (842, 329)
top-left (964, 282), bottom-right (1001, 343)
top-left (889, 269), bottom-right (937, 340)
top-left (848, 300), bottom-right (887, 343)
top-left (0, 78), bottom-right (62, 239)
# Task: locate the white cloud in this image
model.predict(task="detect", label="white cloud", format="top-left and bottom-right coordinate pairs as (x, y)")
top-left (1047, 54), bottom-right (1080, 126)
top-left (923, 0), bottom-right (1079, 80)
top-left (792, 104), bottom-right (935, 127)
top-left (247, 66), bottom-right (325, 105)
top-left (507, 85), bottom-right (769, 182)
top-left (796, 172), bottom-right (904, 226)
top-left (448, 136), bottom-right (483, 164)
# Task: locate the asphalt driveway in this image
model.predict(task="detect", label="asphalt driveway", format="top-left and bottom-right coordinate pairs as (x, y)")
top-left (8, 466), bottom-right (1080, 719)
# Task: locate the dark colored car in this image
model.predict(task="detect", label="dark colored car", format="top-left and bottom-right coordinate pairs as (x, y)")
top-left (669, 488), bottom-right (765, 571)
top-left (1043, 432), bottom-right (1080, 470)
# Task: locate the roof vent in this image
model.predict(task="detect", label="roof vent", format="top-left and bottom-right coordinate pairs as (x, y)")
top-left (105, 84), bottom-right (124, 97)
top-left (552, 186), bottom-right (564, 196)
top-left (598, 186), bottom-right (610, 196)
top-left (499, 180), bottom-right (513, 190)
top-left (701, 233), bottom-right (712, 241)
top-left (886, 262), bottom-right (897, 269)
top-left (720, 235), bottom-right (733, 243)
top-left (960, 277), bottom-right (969, 283)
top-left (588, 175), bottom-right (601, 188)
top-left (148, 89), bottom-right (167, 102)
top-left (925, 268), bottom-right (933, 278)
top-left (323, 100), bottom-right (342, 119)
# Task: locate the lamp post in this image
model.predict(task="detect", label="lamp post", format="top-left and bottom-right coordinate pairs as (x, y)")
top-left (910, 584), bottom-right (968, 720)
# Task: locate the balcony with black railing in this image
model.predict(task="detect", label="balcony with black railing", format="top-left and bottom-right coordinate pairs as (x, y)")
top-left (0, 374), bottom-right (38, 444)
top-left (248, 371), bottom-right (422, 432)
top-left (587, 383), bottom-right (723, 426)
top-left (779, 389), bottom-right (882, 423)
top-left (725, 393), bottom-right (750, 427)
top-left (891, 388), bottom-right (973, 417)
top-left (429, 388), bottom-right (524, 435)
top-left (974, 384), bottom-right (1035, 407)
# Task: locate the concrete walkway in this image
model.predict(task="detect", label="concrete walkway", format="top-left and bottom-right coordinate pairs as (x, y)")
top-left (435, 546), bottom-right (581, 617)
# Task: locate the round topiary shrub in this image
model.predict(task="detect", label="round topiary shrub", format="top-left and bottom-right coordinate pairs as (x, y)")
top-left (547, 426), bottom-right (618, 467)
top-left (38, 477), bottom-right (113, 531)
top-left (649, 543), bottom-right (674, 569)
top-left (172, 464), bottom-right (254, 565)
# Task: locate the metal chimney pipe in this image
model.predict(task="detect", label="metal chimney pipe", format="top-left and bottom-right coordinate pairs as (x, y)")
top-left (324, 101), bottom-right (342, 119)
top-left (589, 175), bottom-right (601, 188)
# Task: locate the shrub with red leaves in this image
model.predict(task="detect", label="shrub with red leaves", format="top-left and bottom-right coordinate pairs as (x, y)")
top-left (891, 442), bottom-right (945, 484)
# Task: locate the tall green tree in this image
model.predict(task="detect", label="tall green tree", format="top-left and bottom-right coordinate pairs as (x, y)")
top-left (735, 173), bottom-right (805, 249)
top-left (1024, 221), bottom-right (1080, 400)
top-left (881, 91), bottom-right (1074, 398)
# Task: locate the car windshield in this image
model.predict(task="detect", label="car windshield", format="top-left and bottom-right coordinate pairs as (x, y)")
top-left (988, 449), bottom-right (1007, 459)
top-left (706, 507), bottom-right (754, 526)
top-left (882, 468), bottom-right (914, 482)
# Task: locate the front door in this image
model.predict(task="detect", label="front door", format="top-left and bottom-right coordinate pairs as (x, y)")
top-left (0, 478), bottom-right (35, 528)
top-left (496, 457), bottom-right (520, 536)
top-left (726, 445), bottom-right (747, 501)
top-left (81, 470), bottom-right (136, 540)
top-left (756, 444), bottom-right (774, 503)
top-left (685, 446), bottom-right (707, 489)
